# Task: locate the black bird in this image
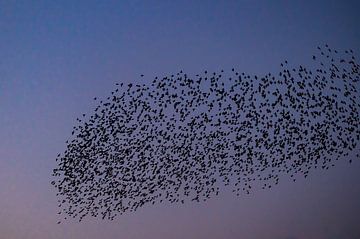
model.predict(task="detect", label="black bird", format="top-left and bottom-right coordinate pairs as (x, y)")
top-left (52, 45), bottom-right (360, 222)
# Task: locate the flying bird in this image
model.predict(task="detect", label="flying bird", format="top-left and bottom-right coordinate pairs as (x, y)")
top-left (52, 45), bottom-right (360, 222)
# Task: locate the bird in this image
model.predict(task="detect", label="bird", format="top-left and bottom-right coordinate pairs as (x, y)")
top-left (52, 45), bottom-right (360, 222)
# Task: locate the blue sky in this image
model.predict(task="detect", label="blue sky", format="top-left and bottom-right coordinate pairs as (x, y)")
top-left (0, 1), bottom-right (359, 238)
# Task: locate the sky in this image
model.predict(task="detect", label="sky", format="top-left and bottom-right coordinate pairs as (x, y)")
top-left (0, 0), bottom-right (360, 238)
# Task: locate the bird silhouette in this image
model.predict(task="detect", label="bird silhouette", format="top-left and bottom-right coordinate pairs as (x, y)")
top-left (52, 45), bottom-right (360, 223)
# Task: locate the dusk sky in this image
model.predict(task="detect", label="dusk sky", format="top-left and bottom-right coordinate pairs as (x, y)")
top-left (1, 1), bottom-right (360, 238)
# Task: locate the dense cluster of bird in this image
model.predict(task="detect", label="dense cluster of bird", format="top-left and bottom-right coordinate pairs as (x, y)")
top-left (52, 45), bottom-right (360, 222)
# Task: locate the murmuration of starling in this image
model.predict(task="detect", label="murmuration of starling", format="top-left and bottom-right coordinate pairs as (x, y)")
top-left (52, 45), bottom-right (360, 223)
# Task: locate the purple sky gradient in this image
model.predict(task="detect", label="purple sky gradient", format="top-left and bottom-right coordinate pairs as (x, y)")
top-left (0, 1), bottom-right (360, 238)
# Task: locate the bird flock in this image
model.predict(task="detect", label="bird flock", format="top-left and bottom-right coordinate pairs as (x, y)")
top-left (52, 45), bottom-right (360, 222)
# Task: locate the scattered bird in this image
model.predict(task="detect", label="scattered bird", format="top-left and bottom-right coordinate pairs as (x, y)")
top-left (52, 45), bottom-right (360, 222)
